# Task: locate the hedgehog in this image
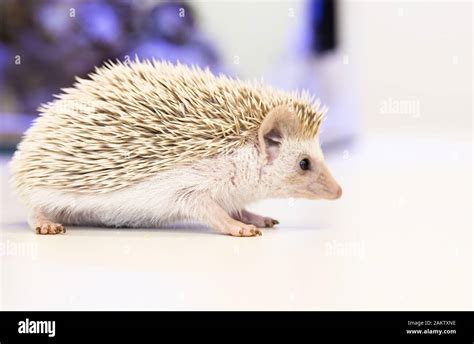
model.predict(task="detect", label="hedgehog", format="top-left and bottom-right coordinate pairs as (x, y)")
top-left (9, 59), bottom-right (342, 237)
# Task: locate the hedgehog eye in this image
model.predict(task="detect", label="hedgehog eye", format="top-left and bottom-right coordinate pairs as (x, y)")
top-left (299, 158), bottom-right (310, 171)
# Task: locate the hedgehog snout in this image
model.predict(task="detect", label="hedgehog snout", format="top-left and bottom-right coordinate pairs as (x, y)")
top-left (310, 163), bottom-right (342, 200)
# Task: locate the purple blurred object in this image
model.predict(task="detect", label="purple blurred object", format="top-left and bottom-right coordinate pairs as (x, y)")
top-left (0, 43), bottom-right (10, 85)
top-left (0, 0), bottom-right (226, 138)
top-left (77, 2), bottom-right (122, 46)
top-left (35, 2), bottom-right (74, 41)
top-left (129, 2), bottom-right (222, 73)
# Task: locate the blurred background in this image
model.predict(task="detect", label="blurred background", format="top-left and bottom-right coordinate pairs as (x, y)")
top-left (1, 0), bottom-right (471, 146)
top-left (0, 0), bottom-right (357, 148)
top-left (0, 0), bottom-right (472, 310)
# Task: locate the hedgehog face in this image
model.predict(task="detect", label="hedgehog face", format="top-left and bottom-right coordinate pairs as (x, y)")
top-left (258, 106), bottom-right (342, 201)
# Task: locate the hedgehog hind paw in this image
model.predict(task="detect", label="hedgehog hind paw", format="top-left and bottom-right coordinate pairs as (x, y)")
top-left (28, 209), bottom-right (66, 235)
top-left (34, 222), bottom-right (66, 235)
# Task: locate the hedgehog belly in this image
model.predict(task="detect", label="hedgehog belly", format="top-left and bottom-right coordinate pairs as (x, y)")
top-left (23, 175), bottom-right (184, 228)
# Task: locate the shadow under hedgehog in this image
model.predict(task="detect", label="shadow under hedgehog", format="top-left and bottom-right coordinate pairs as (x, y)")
top-left (10, 59), bottom-right (342, 237)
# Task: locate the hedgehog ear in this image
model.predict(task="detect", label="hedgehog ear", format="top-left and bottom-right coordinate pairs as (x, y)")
top-left (258, 105), bottom-right (298, 163)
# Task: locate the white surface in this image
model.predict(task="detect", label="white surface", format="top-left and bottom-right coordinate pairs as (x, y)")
top-left (1, 135), bottom-right (471, 310)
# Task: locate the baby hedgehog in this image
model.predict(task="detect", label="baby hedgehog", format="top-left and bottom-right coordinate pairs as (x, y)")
top-left (10, 60), bottom-right (342, 237)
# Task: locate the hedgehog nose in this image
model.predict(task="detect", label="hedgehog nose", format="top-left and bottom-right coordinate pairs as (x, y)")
top-left (333, 184), bottom-right (343, 199)
top-left (325, 184), bottom-right (342, 200)
top-left (317, 163), bottom-right (342, 200)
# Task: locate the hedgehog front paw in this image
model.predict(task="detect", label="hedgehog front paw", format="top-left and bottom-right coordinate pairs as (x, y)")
top-left (262, 217), bottom-right (279, 228)
top-left (35, 223), bottom-right (66, 235)
top-left (249, 215), bottom-right (280, 228)
top-left (223, 220), bottom-right (262, 237)
top-left (236, 210), bottom-right (279, 228)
